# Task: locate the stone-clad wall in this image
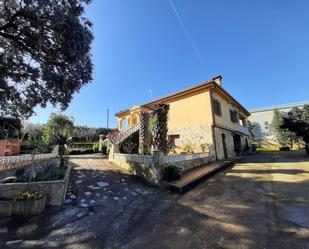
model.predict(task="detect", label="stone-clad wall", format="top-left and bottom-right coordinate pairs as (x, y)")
top-left (164, 152), bottom-right (215, 172)
top-left (214, 127), bottom-right (236, 160)
top-left (111, 153), bottom-right (160, 184)
top-left (111, 151), bottom-right (214, 184)
top-left (214, 127), bottom-right (250, 160)
top-left (168, 123), bottom-right (213, 153)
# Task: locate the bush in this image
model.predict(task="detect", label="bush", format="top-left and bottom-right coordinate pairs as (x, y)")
top-left (92, 142), bottom-right (99, 152)
top-left (70, 142), bottom-right (94, 150)
top-left (183, 143), bottom-right (194, 154)
top-left (15, 191), bottom-right (45, 201)
top-left (70, 150), bottom-right (82, 155)
top-left (15, 168), bottom-right (26, 178)
top-left (279, 146), bottom-right (290, 151)
top-left (34, 166), bottom-right (66, 182)
top-left (163, 164), bottom-right (182, 181)
top-left (102, 145), bottom-right (107, 155)
top-left (83, 149), bottom-right (94, 154)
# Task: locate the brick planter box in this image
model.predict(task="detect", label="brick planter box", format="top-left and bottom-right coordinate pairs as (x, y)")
top-left (0, 195), bottom-right (46, 216)
top-left (0, 165), bottom-right (71, 206)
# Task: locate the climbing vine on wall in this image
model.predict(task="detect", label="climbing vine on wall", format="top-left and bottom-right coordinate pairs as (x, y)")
top-left (151, 104), bottom-right (169, 154)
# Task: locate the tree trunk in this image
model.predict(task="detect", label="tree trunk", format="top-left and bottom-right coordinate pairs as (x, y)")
top-left (58, 145), bottom-right (65, 166)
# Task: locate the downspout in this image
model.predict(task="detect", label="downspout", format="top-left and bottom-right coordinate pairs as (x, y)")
top-left (210, 87), bottom-right (218, 160)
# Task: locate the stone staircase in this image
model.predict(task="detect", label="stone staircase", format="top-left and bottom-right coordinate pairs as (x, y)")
top-left (109, 124), bottom-right (139, 145)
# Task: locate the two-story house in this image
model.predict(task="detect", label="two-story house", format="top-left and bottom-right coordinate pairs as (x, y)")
top-left (114, 76), bottom-right (250, 160)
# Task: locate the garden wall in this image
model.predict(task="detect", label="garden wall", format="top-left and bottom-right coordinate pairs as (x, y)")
top-left (110, 151), bottom-right (214, 184)
top-left (111, 153), bottom-right (161, 184)
top-left (164, 152), bottom-right (215, 172)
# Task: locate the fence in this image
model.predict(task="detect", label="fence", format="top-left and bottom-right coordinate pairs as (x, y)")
top-left (0, 153), bottom-right (57, 171)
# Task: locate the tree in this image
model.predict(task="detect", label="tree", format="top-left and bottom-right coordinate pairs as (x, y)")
top-left (266, 110), bottom-right (294, 148)
top-left (282, 105), bottom-right (309, 155)
top-left (43, 113), bottom-right (74, 165)
top-left (0, 0), bottom-right (93, 118)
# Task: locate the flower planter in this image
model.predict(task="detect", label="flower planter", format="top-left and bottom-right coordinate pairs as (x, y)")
top-left (0, 195), bottom-right (46, 216)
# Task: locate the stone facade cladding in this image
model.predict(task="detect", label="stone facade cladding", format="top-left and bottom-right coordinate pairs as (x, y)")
top-left (168, 123), bottom-right (213, 152)
top-left (214, 126), bottom-right (249, 160)
top-left (0, 153), bottom-right (57, 171)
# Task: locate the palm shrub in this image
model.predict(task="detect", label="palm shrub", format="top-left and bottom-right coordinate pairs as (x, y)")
top-left (43, 113), bottom-right (74, 166)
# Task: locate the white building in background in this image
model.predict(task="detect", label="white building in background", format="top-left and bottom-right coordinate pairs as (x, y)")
top-left (249, 101), bottom-right (309, 146)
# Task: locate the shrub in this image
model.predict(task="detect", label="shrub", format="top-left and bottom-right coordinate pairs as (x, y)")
top-left (163, 164), bottom-right (182, 181)
top-left (92, 142), bottom-right (99, 152)
top-left (34, 166), bottom-right (66, 182)
top-left (183, 143), bottom-right (194, 154)
top-left (279, 146), bottom-right (290, 151)
top-left (15, 191), bottom-right (45, 201)
top-left (69, 150), bottom-right (82, 155)
top-left (15, 168), bottom-right (26, 178)
top-left (200, 143), bottom-right (211, 152)
top-left (83, 149), bottom-right (94, 154)
top-left (102, 145), bottom-right (108, 155)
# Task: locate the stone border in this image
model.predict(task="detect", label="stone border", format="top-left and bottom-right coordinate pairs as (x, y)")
top-left (0, 165), bottom-right (71, 206)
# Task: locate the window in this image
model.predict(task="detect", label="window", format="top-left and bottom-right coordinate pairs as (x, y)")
top-left (239, 116), bottom-right (246, 127)
top-left (213, 99), bottom-right (222, 116)
top-left (168, 135), bottom-right (180, 148)
top-left (230, 109), bottom-right (238, 123)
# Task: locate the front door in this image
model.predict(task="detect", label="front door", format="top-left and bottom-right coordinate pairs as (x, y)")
top-left (222, 134), bottom-right (228, 159)
top-left (233, 134), bottom-right (242, 156)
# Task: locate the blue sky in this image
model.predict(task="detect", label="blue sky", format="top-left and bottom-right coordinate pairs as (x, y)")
top-left (30, 0), bottom-right (309, 127)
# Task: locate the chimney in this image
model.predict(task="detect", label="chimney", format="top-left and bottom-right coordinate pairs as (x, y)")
top-left (212, 75), bottom-right (222, 86)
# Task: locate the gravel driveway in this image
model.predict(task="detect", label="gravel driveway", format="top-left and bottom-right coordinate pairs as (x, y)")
top-left (1, 151), bottom-right (309, 249)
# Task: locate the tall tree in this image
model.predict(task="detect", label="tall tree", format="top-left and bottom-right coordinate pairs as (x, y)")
top-left (0, 0), bottom-right (93, 118)
top-left (267, 110), bottom-right (291, 147)
top-left (282, 104), bottom-right (309, 155)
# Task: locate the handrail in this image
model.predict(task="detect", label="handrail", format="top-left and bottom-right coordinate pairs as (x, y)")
top-left (110, 124), bottom-right (139, 145)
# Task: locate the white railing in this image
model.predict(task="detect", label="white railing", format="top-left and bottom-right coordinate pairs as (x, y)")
top-left (164, 152), bottom-right (210, 164)
top-left (0, 153), bottom-right (57, 171)
top-left (113, 153), bottom-right (153, 165)
top-left (110, 124), bottom-right (139, 145)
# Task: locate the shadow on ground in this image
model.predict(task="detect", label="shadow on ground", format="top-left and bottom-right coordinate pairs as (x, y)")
top-left (1, 151), bottom-right (309, 249)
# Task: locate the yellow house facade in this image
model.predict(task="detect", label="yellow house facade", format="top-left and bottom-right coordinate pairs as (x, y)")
top-left (115, 76), bottom-right (250, 160)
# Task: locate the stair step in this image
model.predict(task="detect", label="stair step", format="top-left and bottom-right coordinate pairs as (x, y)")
top-left (163, 158), bottom-right (242, 193)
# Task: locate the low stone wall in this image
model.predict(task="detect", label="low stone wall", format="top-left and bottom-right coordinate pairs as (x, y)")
top-left (111, 153), bottom-right (160, 184)
top-left (0, 153), bottom-right (57, 171)
top-left (164, 152), bottom-right (215, 172)
top-left (0, 165), bottom-right (71, 206)
top-left (110, 151), bottom-right (214, 184)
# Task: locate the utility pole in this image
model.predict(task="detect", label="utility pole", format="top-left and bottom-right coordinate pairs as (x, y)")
top-left (106, 109), bottom-right (109, 129)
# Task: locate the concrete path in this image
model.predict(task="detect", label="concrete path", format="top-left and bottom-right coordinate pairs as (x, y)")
top-left (1, 151), bottom-right (309, 249)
